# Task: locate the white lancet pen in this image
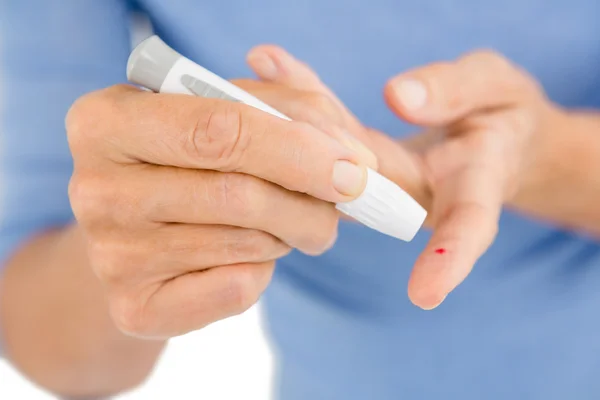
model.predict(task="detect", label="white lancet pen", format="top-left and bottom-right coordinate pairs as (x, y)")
top-left (126, 35), bottom-right (427, 242)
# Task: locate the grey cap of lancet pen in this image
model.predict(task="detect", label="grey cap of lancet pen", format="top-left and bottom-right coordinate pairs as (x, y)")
top-left (127, 35), bottom-right (180, 92)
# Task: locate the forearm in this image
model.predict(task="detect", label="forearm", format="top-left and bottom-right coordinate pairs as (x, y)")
top-left (0, 224), bottom-right (165, 398)
top-left (512, 109), bottom-right (600, 236)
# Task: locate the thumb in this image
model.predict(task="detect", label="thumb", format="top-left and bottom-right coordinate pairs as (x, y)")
top-left (383, 51), bottom-right (533, 126)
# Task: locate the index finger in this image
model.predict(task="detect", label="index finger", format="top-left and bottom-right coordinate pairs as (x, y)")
top-left (407, 145), bottom-right (504, 309)
top-left (67, 85), bottom-right (367, 203)
top-left (247, 45), bottom-right (370, 142)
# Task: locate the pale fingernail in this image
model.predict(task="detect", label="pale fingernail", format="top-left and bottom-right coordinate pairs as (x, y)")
top-left (332, 160), bottom-right (366, 196)
top-left (393, 79), bottom-right (428, 111)
top-left (248, 52), bottom-right (279, 80)
top-left (341, 131), bottom-right (379, 170)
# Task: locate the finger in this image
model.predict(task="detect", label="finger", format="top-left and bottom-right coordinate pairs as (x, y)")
top-left (232, 79), bottom-right (345, 126)
top-left (245, 48), bottom-right (432, 214)
top-left (151, 225), bottom-right (290, 274)
top-left (231, 79), bottom-right (378, 169)
top-left (90, 225), bottom-right (290, 287)
top-left (246, 47), bottom-right (433, 201)
top-left (71, 165), bottom-right (340, 255)
top-left (66, 85), bottom-right (367, 203)
top-left (111, 261), bottom-right (275, 338)
top-left (407, 146), bottom-right (504, 309)
top-left (247, 45), bottom-right (338, 101)
top-left (155, 169), bottom-right (340, 255)
top-left (384, 50), bottom-right (538, 126)
top-left (246, 46), bottom-right (369, 141)
top-left (362, 128), bottom-right (432, 211)
top-left (399, 128), bottom-right (446, 154)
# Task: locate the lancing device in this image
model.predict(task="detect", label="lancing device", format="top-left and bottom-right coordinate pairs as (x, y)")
top-left (127, 35), bottom-right (427, 242)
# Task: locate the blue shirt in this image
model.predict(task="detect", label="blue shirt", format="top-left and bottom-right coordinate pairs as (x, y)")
top-left (2, 1), bottom-right (600, 399)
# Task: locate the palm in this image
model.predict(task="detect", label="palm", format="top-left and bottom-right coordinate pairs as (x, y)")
top-left (247, 44), bottom-right (534, 309)
top-left (362, 110), bottom-right (528, 306)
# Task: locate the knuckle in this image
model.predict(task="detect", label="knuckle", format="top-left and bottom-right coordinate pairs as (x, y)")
top-left (214, 173), bottom-right (265, 220)
top-left (239, 230), bottom-right (271, 259)
top-left (68, 173), bottom-right (109, 225)
top-left (461, 49), bottom-right (514, 76)
top-left (65, 92), bottom-right (100, 136)
top-left (463, 49), bottom-right (534, 90)
top-left (278, 122), bottom-right (313, 186)
top-left (66, 87), bottom-right (124, 149)
top-left (303, 206), bottom-right (339, 255)
top-left (87, 239), bottom-right (146, 286)
top-left (186, 103), bottom-right (250, 170)
top-left (225, 269), bottom-right (260, 314)
top-left (69, 172), bottom-right (139, 228)
top-left (109, 294), bottom-right (148, 336)
top-left (87, 240), bottom-right (123, 284)
top-left (228, 230), bottom-right (288, 263)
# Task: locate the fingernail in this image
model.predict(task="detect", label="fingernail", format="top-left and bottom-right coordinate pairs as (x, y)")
top-left (393, 79), bottom-right (428, 111)
top-left (332, 160), bottom-right (366, 196)
top-left (341, 131), bottom-right (379, 170)
top-left (248, 52), bottom-right (279, 80)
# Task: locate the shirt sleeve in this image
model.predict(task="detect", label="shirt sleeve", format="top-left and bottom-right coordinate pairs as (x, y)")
top-left (0, 0), bottom-right (134, 355)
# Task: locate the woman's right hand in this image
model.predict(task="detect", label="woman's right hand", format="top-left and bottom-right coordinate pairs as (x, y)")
top-left (66, 83), bottom-right (372, 339)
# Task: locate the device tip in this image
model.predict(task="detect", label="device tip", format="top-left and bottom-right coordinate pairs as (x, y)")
top-left (126, 35), bottom-right (181, 92)
top-left (336, 168), bottom-right (426, 241)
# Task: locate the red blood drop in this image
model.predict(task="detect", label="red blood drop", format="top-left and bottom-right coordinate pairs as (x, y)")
top-left (434, 248), bottom-right (446, 254)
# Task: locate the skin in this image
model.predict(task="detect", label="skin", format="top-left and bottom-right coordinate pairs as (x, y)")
top-left (0, 62), bottom-right (375, 398)
top-left (1, 46), bottom-right (600, 397)
top-left (246, 46), bottom-right (600, 309)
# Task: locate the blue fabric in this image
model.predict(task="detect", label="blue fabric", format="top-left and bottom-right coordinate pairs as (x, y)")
top-left (2, 1), bottom-right (600, 398)
top-left (0, 0), bottom-right (133, 357)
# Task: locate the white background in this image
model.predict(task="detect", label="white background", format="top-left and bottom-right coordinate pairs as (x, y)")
top-left (0, 304), bottom-right (274, 399)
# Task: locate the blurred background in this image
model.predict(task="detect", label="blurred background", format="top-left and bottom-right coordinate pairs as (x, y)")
top-left (1, 12), bottom-right (275, 399)
top-left (0, 305), bottom-right (274, 399)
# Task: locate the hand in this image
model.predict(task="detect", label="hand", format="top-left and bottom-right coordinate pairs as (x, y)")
top-left (66, 83), bottom-right (374, 338)
top-left (246, 46), bottom-right (562, 310)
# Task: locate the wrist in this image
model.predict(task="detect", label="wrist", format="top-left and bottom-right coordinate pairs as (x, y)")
top-left (1, 225), bottom-right (165, 397)
top-left (509, 104), bottom-right (600, 224)
top-left (509, 102), bottom-right (567, 210)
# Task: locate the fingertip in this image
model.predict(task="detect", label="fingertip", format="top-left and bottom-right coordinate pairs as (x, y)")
top-left (384, 76), bottom-right (429, 121)
top-left (407, 244), bottom-right (458, 310)
top-left (247, 48), bottom-right (280, 81)
top-left (384, 80), bottom-right (417, 124)
top-left (407, 261), bottom-right (449, 310)
top-left (248, 44), bottom-right (287, 57)
top-left (407, 274), bottom-right (448, 310)
top-left (247, 45), bottom-right (291, 65)
top-left (410, 291), bottom-right (447, 311)
top-left (248, 45), bottom-right (304, 84)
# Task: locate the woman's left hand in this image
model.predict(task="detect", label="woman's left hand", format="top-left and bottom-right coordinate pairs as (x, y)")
top-left (243, 46), bottom-right (564, 310)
